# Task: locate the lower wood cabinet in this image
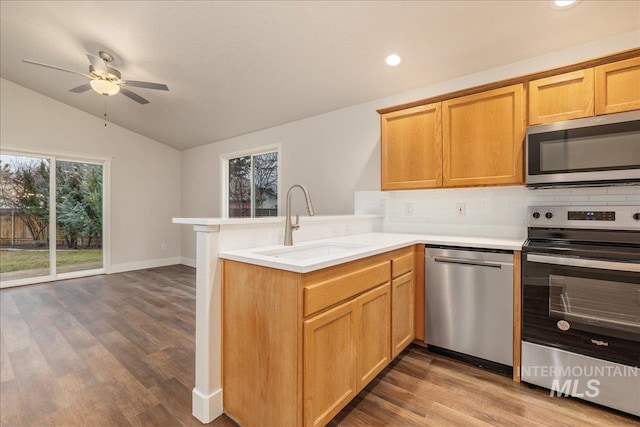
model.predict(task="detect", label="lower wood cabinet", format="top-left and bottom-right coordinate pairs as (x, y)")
top-left (356, 284), bottom-right (391, 389)
top-left (305, 283), bottom-right (391, 427)
top-left (223, 246), bottom-right (418, 427)
top-left (391, 272), bottom-right (414, 358)
top-left (304, 299), bottom-right (358, 427)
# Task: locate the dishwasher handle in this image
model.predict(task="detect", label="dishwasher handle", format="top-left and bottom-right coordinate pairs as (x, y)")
top-left (433, 256), bottom-right (503, 269)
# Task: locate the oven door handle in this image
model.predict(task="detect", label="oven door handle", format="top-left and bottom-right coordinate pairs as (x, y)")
top-left (527, 254), bottom-right (640, 273)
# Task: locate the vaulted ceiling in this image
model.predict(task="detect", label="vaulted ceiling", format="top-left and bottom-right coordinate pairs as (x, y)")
top-left (1, 1), bottom-right (639, 150)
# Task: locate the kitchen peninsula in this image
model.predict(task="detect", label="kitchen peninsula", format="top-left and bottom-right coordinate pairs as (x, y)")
top-left (174, 215), bottom-right (523, 425)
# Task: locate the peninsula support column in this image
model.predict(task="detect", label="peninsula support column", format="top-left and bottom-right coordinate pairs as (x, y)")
top-left (191, 224), bottom-right (223, 423)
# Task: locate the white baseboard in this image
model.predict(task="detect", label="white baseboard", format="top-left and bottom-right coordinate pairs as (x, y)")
top-left (108, 257), bottom-right (181, 274)
top-left (192, 387), bottom-right (223, 424)
top-left (180, 256), bottom-right (196, 268)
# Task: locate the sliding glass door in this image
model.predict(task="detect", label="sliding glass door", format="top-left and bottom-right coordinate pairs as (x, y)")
top-left (0, 154), bottom-right (51, 281)
top-left (0, 152), bottom-right (106, 287)
top-left (55, 160), bottom-right (104, 275)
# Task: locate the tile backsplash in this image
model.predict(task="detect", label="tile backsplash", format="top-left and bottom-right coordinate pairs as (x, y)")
top-left (355, 185), bottom-right (640, 239)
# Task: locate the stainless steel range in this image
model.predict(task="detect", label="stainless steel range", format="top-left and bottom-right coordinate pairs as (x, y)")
top-left (521, 205), bottom-right (640, 416)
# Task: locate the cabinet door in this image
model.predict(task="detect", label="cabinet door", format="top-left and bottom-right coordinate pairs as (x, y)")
top-left (528, 69), bottom-right (594, 124)
top-left (304, 300), bottom-right (357, 427)
top-left (391, 272), bottom-right (415, 358)
top-left (595, 57), bottom-right (640, 115)
top-left (381, 103), bottom-right (442, 190)
top-left (442, 84), bottom-right (525, 187)
top-left (356, 283), bottom-right (391, 391)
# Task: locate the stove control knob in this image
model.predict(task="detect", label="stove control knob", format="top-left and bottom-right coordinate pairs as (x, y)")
top-left (545, 212), bottom-right (553, 219)
top-left (532, 212), bottom-right (540, 219)
top-left (633, 213), bottom-right (640, 221)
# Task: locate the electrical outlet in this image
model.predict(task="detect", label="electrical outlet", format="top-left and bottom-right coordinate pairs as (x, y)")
top-left (405, 202), bottom-right (414, 216)
top-left (379, 199), bottom-right (386, 213)
top-left (161, 243), bottom-right (167, 250)
top-left (456, 203), bottom-right (466, 217)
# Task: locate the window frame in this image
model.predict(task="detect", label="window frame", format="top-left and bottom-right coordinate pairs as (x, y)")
top-left (220, 143), bottom-right (281, 218)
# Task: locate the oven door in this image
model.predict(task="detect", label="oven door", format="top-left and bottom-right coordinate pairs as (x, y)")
top-left (522, 250), bottom-right (640, 367)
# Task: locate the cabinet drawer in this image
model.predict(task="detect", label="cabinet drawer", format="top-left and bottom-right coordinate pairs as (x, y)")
top-left (304, 261), bottom-right (390, 317)
top-left (392, 252), bottom-right (413, 278)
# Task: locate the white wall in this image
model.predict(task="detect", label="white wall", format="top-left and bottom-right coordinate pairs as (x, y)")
top-left (180, 31), bottom-right (640, 261)
top-left (1, 78), bottom-right (182, 272)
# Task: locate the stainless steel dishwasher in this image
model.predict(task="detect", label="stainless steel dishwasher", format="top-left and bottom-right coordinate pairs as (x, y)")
top-left (424, 246), bottom-right (513, 368)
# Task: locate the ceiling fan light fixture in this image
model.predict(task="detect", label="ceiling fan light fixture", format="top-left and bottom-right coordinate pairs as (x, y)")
top-left (90, 79), bottom-right (120, 96)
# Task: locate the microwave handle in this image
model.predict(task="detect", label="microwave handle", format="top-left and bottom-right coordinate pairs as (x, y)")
top-left (527, 253), bottom-right (640, 273)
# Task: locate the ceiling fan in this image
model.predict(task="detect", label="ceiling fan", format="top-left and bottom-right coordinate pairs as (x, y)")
top-left (23, 51), bottom-right (168, 104)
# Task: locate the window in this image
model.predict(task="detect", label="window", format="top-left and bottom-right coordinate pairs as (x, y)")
top-left (222, 145), bottom-right (280, 218)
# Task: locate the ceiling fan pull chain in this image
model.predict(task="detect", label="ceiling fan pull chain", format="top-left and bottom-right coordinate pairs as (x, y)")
top-left (104, 95), bottom-right (108, 127)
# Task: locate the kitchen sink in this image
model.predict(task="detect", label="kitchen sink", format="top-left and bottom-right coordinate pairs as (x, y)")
top-left (255, 242), bottom-right (370, 261)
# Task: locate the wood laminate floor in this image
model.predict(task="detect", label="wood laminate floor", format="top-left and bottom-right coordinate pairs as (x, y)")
top-left (1, 265), bottom-right (638, 426)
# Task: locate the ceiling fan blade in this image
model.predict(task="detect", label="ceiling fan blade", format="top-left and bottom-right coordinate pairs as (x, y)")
top-left (69, 83), bottom-right (92, 93)
top-left (87, 53), bottom-right (108, 75)
top-left (119, 87), bottom-right (150, 104)
top-left (121, 80), bottom-right (169, 91)
top-left (23, 59), bottom-right (92, 78)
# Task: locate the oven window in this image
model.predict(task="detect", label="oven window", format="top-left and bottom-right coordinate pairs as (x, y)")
top-left (549, 274), bottom-right (639, 336)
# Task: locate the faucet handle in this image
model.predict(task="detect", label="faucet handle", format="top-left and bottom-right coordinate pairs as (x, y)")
top-left (292, 214), bottom-right (300, 230)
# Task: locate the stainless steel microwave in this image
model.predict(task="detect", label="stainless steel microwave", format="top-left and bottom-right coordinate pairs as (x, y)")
top-left (526, 110), bottom-right (640, 188)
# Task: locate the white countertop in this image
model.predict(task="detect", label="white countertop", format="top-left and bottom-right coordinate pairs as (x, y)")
top-left (172, 214), bottom-right (382, 226)
top-left (218, 232), bottom-right (525, 273)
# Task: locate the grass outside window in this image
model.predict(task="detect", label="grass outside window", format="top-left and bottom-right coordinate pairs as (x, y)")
top-left (0, 249), bottom-right (102, 273)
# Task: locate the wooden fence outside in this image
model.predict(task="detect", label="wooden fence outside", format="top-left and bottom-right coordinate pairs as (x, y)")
top-left (0, 210), bottom-right (101, 248)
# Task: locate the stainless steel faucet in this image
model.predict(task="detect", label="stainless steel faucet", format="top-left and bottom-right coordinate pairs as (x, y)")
top-left (284, 184), bottom-right (315, 246)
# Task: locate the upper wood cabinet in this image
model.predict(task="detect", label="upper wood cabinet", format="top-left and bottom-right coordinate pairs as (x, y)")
top-left (528, 69), bottom-right (594, 125)
top-left (595, 56), bottom-right (640, 115)
top-left (442, 84), bottom-right (525, 187)
top-left (528, 57), bottom-right (640, 124)
top-left (378, 51), bottom-right (639, 191)
top-left (380, 103), bottom-right (442, 190)
top-left (380, 85), bottom-right (525, 190)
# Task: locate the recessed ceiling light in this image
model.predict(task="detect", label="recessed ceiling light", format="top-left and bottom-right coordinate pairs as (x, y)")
top-left (385, 54), bottom-right (402, 67)
top-left (552, 0), bottom-right (579, 10)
